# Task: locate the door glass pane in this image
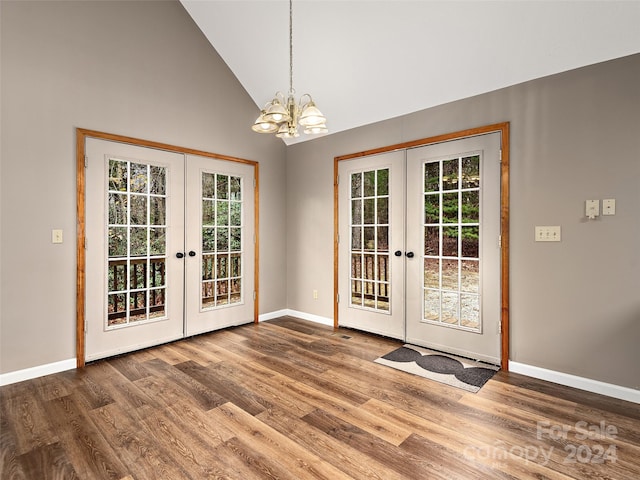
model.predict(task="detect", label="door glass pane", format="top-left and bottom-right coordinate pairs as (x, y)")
top-left (202, 200), bottom-right (214, 225)
top-left (461, 294), bottom-right (480, 329)
top-left (106, 159), bottom-right (167, 328)
top-left (461, 260), bottom-right (479, 293)
top-left (424, 226), bottom-right (440, 256)
top-left (108, 227), bottom-right (127, 257)
top-left (150, 197), bottom-right (165, 225)
top-left (150, 228), bottom-right (165, 255)
top-left (349, 167), bottom-right (390, 313)
top-left (424, 194), bottom-right (439, 223)
top-left (422, 155), bottom-right (481, 331)
top-left (376, 197), bottom-right (388, 224)
top-left (130, 227), bottom-right (147, 256)
top-left (442, 259), bottom-right (459, 291)
top-left (461, 155), bottom-right (480, 188)
top-left (130, 163), bottom-right (148, 193)
top-left (201, 173), bottom-right (244, 309)
top-left (461, 191), bottom-right (479, 223)
top-left (461, 226), bottom-right (479, 258)
top-left (150, 166), bottom-right (166, 195)
top-left (109, 193), bottom-right (127, 225)
top-left (130, 195), bottom-right (147, 225)
top-left (351, 227), bottom-right (362, 250)
top-left (442, 226), bottom-right (458, 257)
top-left (424, 258), bottom-right (439, 289)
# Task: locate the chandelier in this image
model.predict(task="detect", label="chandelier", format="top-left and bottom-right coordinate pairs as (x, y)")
top-left (251, 0), bottom-right (327, 138)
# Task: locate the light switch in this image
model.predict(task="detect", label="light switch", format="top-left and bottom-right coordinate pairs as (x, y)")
top-left (535, 226), bottom-right (561, 242)
top-left (52, 229), bottom-right (63, 244)
top-left (602, 199), bottom-right (616, 215)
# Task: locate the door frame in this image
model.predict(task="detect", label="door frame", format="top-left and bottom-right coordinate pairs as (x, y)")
top-left (334, 122), bottom-right (510, 370)
top-left (76, 128), bottom-right (260, 368)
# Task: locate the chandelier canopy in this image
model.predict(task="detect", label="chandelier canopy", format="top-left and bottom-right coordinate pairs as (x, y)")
top-left (251, 0), bottom-right (327, 138)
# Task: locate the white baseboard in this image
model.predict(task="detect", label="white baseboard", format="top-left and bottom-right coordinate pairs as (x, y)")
top-left (0, 358), bottom-right (76, 387)
top-left (258, 309), bottom-right (290, 322)
top-left (509, 361), bottom-right (640, 404)
top-left (259, 308), bottom-right (334, 326)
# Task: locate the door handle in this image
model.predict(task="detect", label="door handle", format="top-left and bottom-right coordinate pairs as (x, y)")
top-left (188, 251), bottom-right (196, 257)
top-left (405, 251), bottom-right (414, 258)
top-left (176, 252), bottom-right (185, 259)
top-left (394, 250), bottom-right (402, 257)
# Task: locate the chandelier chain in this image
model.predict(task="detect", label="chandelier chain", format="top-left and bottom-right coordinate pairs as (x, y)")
top-left (289, 0), bottom-right (293, 94)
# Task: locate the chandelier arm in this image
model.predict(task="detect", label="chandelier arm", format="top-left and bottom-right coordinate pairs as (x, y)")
top-left (298, 93), bottom-right (313, 107)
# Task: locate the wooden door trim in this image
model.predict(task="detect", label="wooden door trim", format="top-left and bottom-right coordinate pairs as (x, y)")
top-left (333, 122), bottom-right (510, 370)
top-left (76, 128), bottom-right (260, 368)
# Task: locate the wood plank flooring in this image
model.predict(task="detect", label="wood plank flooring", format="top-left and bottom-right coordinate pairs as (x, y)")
top-left (1, 317), bottom-right (638, 479)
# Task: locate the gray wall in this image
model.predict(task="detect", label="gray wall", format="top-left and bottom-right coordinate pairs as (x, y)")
top-left (2, 0), bottom-right (638, 392)
top-left (1, 1), bottom-right (286, 374)
top-left (287, 54), bottom-right (640, 390)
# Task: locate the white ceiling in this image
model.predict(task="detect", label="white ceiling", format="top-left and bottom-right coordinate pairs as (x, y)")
top-left (181, 1), bottom-right (640, 144)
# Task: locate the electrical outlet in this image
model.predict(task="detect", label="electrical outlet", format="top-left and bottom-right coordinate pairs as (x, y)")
top-left (535, 226), bottom-right (561, 242)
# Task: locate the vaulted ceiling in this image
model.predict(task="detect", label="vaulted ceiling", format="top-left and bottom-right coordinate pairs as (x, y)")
top-left (181, 1), bottom-right (640, 144)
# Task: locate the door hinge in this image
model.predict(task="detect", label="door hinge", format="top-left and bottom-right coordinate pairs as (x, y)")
top-left (499, 150), bottom-right (502, 162)
top-left (84, 155), bottom-right (88, 168)
top-left (253, 291), bottom-right (257, 300)
top-left (498, 235), bottom-right (502, 248)
top-left (337, 293), bottom-right (340, 303)
top-left (336, 174), bottom-right (339, 186)
top-left (336, 234), bottom-right (340, 244)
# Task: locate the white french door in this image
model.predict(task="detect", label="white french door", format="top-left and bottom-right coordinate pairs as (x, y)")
top-left (338, 133), bottom-right (502, 363)
top-left (85, 138), bottom-right (255, 361)
top-left (406, 133), bottom-right (501, 363)
top-left (338, 151), bottom-right (405, 339)
top-left (184, 155), bottom-right (255, 336)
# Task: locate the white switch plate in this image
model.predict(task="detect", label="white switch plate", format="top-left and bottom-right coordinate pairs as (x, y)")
top-left (535, 226), bottom-right (561, 242)
top-left (602, 199), bottom-right (616, 215)
top-left (52, 229), bottom-right (63, 244)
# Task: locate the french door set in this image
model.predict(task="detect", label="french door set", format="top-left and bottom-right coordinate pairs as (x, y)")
top-left (337, 126), bottom-right (509, 366)
top-left (76, 130), bottom-right (257, 365)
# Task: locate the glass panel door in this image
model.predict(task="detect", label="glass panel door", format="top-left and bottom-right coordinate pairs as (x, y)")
top-left (185, 155), bottom-right (255, 336)
top-left (85, 139), bottom-right (185, 361)
top-left (406, 133), bottom-right (501, 364)
top-left (338, 151), bottom-right (405, 339)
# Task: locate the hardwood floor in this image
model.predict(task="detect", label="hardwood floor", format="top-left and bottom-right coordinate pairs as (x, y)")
top-left (1, 317), bottom-right (638, 479)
